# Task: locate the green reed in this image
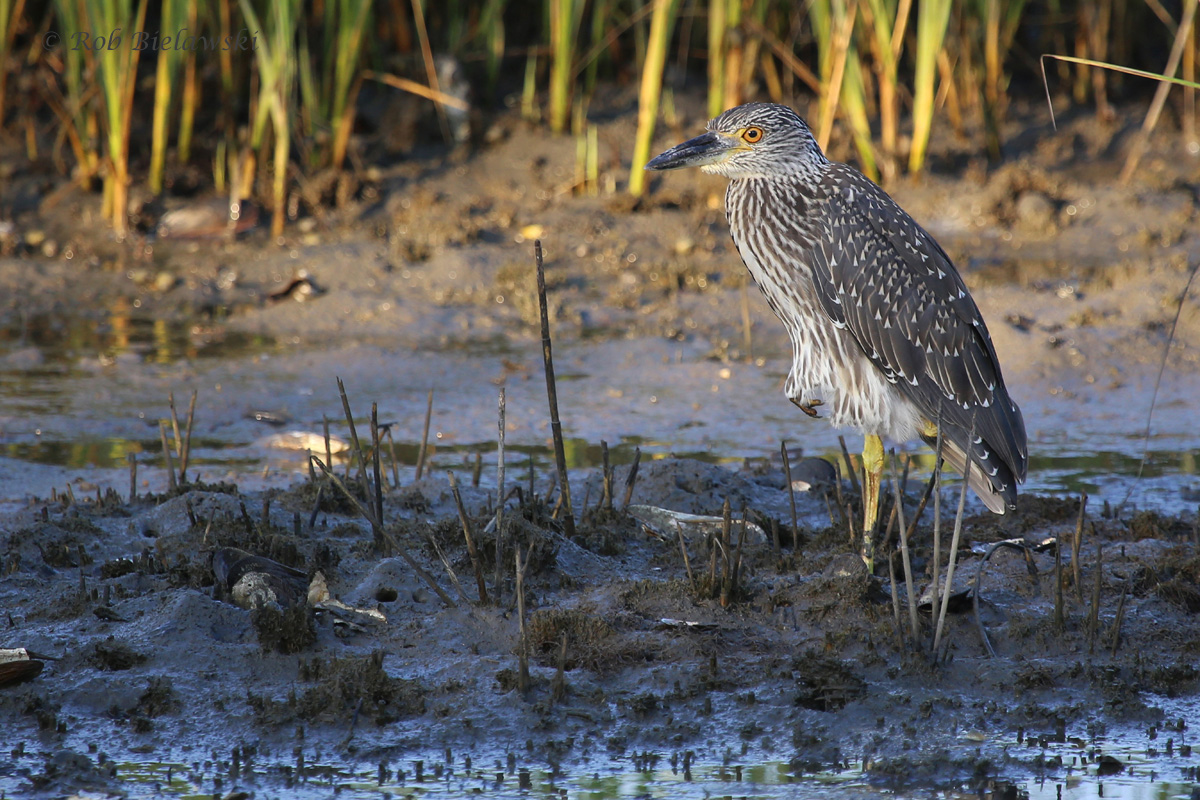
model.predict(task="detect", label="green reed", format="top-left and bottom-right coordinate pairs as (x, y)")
top-left (148, 0), bottom-right (188, 194)
top-left (85, 0), bottom-right (149, 236)
top-left (628, 0), bottom-right (681, 197)
top-left (241, 0), bottom-right (300, 237)
top-left (908, 0), bottom-right (952, 174)
top-left (549, 0), bottom-right (586, 132)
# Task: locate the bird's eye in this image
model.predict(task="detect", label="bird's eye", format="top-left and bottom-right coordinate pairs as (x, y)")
top-left (742, 126), bottom-right (764, 143)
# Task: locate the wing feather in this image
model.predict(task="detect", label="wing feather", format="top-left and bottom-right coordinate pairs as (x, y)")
top-left (808, 164), bottom-right (1027, 494)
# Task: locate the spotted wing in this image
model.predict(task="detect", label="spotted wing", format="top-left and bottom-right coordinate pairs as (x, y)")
top-left (807, 164), bottom-right (1027, 495)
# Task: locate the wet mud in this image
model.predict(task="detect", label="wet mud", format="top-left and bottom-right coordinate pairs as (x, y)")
top-left (1, 95), bottom-right (1199, 796)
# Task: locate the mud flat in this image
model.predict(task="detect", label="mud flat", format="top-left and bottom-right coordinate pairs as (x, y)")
top-left (1, 98), bottom-right (1198, 797)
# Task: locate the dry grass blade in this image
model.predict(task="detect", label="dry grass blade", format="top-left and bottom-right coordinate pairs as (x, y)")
top-left (310, 454), bottom-right (457, 608)
top-left (889, 453), bottom-right (919, 646)
top-left (448, 471), bottom-right (489, 604)
top-left (622, 447), bottom-right (642, 508)
top-left (364, 71), bottom-right (471, 111)
top-left (158, 420), bottom-right (177, 492)
top-left (495, 386), bottom-right (507, 598)
top-left (780, 441), bottom-right (799, 545)
top-left (516, 544), bottom-right (532, 693)
top-left (675, 520), bottom-right (696, 591)
top-left (932, 418), bottom-right (974, 660)
top-left (337, 377), bottom-right (369, 490)
top-left (415, 388), bottom-right (434, 481)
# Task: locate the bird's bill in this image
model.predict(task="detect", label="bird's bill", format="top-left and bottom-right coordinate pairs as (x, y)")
top-left (644, 131), bottom-right (740, 171)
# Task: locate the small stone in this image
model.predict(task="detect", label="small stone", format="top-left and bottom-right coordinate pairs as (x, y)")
top-left (154, 272), bottom-right (177, 292)
top-left (24, 229), bottom-right (45, 247)
top-left (1015, 191), bottom-right (1055, 232)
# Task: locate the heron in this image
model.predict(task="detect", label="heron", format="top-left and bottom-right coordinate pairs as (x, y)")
top-left (646, 103), bottom-right (1027, 567)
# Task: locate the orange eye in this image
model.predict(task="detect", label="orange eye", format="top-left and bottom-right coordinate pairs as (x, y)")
top-left (742, 126), bottom-right (764, 143)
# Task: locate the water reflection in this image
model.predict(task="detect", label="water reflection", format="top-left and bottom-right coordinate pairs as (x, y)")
top-left (0, 300), bottom-right (273, 366)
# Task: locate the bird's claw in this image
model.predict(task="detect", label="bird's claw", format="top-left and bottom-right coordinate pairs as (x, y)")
top-left (793, 398), bottom-right (824, 418)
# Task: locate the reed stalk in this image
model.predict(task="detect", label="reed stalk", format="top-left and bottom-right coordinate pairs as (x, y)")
top-left (707, 0), bottom-right (728, 117)
top-left (628, 0), bottom-right (681, 197)
top-left (86, 0), bottom-right (149, 235)
top-left (862, 0), bottom-right (910, 170)
top-left (549, 0), bottom-right (586, 132)
top-left (149, 0), bottom-right (188, 195)
top-left (240, 0), bottom-right (300, 237)
top-left (176, 0), bottom-right (200, 163)
top-left (0, 0), bottom-right (27, 123)
top-left (908, 0), bottom-right (952, 174)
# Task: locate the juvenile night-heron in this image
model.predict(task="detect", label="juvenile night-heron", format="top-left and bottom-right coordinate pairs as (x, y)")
top-left (646, 103), bottom-right (1027, 566)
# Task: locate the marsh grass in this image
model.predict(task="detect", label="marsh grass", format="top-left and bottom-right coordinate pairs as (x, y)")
top-left (86, 0), bottom-right (149, 235)
top-left (12, 0), bottom-right (1193, 229)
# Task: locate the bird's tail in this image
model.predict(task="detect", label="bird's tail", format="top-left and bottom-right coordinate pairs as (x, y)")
top-left (921, 433), bottom-right (1012, 515)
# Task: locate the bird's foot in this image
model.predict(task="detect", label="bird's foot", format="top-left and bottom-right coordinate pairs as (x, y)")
top-left (792, 397), bottom-right (824, 418)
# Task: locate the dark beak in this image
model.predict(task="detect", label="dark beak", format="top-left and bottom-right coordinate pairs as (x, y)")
top-left (644, 131), bottom-right (738, 171)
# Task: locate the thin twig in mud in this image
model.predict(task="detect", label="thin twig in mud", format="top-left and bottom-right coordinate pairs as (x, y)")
top-left (718, 499), bottom-right (732, 603)
top-left (837, 435), bottom-right (862, 497)
top-left (494, 387), bottom-right (507, 600)
top-left (905, 465), bottom-right (938, 546)
top-left (929, 414), bottom-right (944, 646)
top-left (622, 447), bottom-right (642, 508)
top-left (890, 454), bottom-right (919, 646)
top-left (168, 392), bottom-right (183, 476)
top-left (371, 403), bottom-right (384, 526)
top-left (338, 378), bottom-right (369, 491)
top-left (415, 388), bottom-right (434, 481)
top-left (887, 549), bottom-right (904, 648)
top-left (972, 539), bottom-right (1027, 659)
top-left (675, 521), bottom-right (696, 591)
top-left (324, 416), bottom-right (332, 476)
top-left (449, 471), bottom-right (489, 604)
top-left (516, 544), bottom-right (531, 694)
top-left (385, 428), bottom-right (400, 487)
top-left (1108, 575), bottom-right (1131, 656)
top-left (128, 454), bottom-right (137, 503)
top-left (1073, 492), bottom-right (1088, 603)
top-left (472, 452), bottom-right (483, 488)
top-left (731, 508), bottom-right (748, 600)
top-left (534, 241), bottom-right (575, 537)
top-left (933, 416), bottom-right (975, 659)
top-left (429, 535), bottom-right (471, 606)
top-left (551, 635), bottom-right (568, 703)
top-left (1123, 261), bottom-right (1199, 513)
top-left (1087, 543), bottom-right (1103, 653)
top-left (311, 454), bottom-right (457, 609)
top-left (181, 390), bottom-right (197, 481)
top-left (159, 421), bottom-right (178, 492)
top-left (781, 441), bottom-right (799, 545)
top-left (1054, 534), bottom-right (1065, 630)
top-left (308, 485), bottom-right (324, 530)
top-left (307, 450), bottom-right (317, 482)
top-left (601, 440), bottom-right (612, 511)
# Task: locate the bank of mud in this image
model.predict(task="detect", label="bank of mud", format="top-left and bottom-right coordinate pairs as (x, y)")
top-left (1, 94), bottom-right (1199, 795)
top-left (2, 452), bottom-right (1198, 796)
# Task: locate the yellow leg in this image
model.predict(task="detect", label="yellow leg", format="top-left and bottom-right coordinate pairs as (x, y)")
top-left (861, 434), bottom-right (884, 570)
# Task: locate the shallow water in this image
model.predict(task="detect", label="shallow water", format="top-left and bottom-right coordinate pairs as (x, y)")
top-left (0, 312), bottom-right (1197, 514)
top-left (7, 702), bottom-right (1196, 800)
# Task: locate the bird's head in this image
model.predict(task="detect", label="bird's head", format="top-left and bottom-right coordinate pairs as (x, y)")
top-left (645, 103), bottom-right (826, 180)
